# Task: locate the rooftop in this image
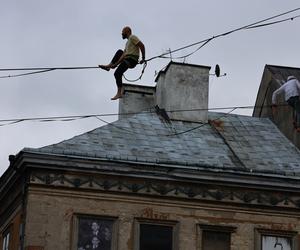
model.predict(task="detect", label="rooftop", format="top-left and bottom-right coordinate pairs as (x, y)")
top-left (23, 111), bottom-right (300, 177)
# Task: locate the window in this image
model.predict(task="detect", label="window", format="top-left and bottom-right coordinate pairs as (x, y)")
top-left (202, 231), bottom-right (230, 250)
top-left (140, 224), bottom-right (173, 250)
top-left (255, 229), bottom-right (297, 250)
top-left (75, 216), bottom-right (116, 250)
top-left (199, 224), bottom-right (236, 250)
top-left (135, 220), bottom-right (177, 250)
top-left (2, 230), bottom-right (10, 250)
top-left (262, 235), bottom-right (291, 250)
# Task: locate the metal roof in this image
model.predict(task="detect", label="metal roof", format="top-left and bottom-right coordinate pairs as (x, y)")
top-left (23, 111), bottom-right (300, 177)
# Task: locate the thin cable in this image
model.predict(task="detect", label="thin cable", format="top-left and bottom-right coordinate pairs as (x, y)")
top-left (166, 108), bottom-right (237, 137)
top-left (0, 66), bottom-right (99, 71)
top-left (0, 115), bottom-right (96, 125)
top-left (0, 103), bottom-right (288, 126)
top-left (0, 69), bottom-right (55, 79)
top-left (159, 39), bottom-right (213, 61)
top-left (38, 116), bottom-right (89, 122)
top-left (161, 14), bottom-right (300, 61)
top-left (166, 103), bottom-right (287, 114)
top-left (0, 120), bottom-right (24, 127)
top-left (0, 8), bottom-right (299, 75)
top-left (94, 116), bottom-right (134, 134)
top-left (146, 8), bottom-right (300, 62)
top-left (245, 14), bottom-right (300, 29)
top-left (0, 66), bottom-right (100, 78)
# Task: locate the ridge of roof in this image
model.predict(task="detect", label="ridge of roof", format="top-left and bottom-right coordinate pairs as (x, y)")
top-left (266, 64), bottom-right (300, 71)
top-left (265, 64), bottom-right (300, 79)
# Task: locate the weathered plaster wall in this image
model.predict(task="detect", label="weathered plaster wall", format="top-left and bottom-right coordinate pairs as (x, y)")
top-left (24, 187), bottom-right (300, 250)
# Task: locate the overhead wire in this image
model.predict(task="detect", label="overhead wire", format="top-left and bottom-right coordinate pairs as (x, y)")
top-left (159, 39), bottom-right (213, 61)
top-left (93, 107), bottom-right (239, 137)
top-left (160, 13), bottom-right (300, 61)
top-left (0, 66), bottom-right (100, 79)
top-left (166, 108), bottom-right (237, 137)
top-left (0, 107), bottom-right (239, 136)
top-left (146, 7), bottom-right (300, 61)
top-left (0, 7), bottom-right (299, 79)
top-left (0, 120), bottom-right (24, 127)
top-left (0, 103), bottom-right (288, 128)
top-left (0, 69), bottom-right (55, 79)
top-left (94, 116), bottom-right (134, 134)
top-left (245, 14), bottom-right (300, 29)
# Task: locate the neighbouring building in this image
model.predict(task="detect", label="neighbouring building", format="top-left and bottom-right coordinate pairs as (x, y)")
top-left (253, 64), bottom-right (300, 149)
top-left (1, 62), bottom-right (300, 250)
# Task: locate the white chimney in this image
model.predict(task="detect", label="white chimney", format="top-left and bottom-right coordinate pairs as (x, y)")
top-left (155, 62), bottom-right (210, 122)
top-left (119, 62), bottom-right (210, 122)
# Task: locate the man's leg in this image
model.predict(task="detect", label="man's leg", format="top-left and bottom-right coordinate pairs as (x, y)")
top-left (99, 50), bottom-right (123, 71)
top-left (287, 96), bottom-right (300, 130)
top-left (111, 50), bottom-right (124, 64)
top-left (111, 61), bottom-right (129, 100)
top-left (293, 97), bottom-right (300, 130)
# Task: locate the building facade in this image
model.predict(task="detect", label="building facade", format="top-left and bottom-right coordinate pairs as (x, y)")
top-left (1, 62), bottom-right (300, 250)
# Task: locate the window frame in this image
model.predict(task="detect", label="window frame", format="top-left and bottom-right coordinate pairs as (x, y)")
top-left (198, 224), bottom-right (236, 250)
top-left (2, 227), bottom-right (11, 250)
top-left (255, 228), bottom-right (298, 250)
top-left (134, 218), bottom-right (178, 250)
top-left (72, 214), bottom-right (118, 250)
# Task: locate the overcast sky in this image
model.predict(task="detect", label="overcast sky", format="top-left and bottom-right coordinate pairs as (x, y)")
top-left (0, 0), bottom-right (300, 175)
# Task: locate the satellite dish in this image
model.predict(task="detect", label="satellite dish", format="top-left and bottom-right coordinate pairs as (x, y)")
top-left (215, 64), bottom-right (220, 77)
top-left (209, 64), bottom-right (227, 77)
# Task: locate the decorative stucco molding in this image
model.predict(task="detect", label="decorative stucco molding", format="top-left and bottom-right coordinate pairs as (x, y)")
top-left (30, 172), bottom-right (300, 209)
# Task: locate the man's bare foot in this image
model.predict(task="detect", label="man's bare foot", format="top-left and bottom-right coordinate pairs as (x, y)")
top-left (111, 93), bottom-right (123, 100)
top-left (111, 87), bottom-right (124, 100)
top-left (98, 65), bottom-right (110, 71)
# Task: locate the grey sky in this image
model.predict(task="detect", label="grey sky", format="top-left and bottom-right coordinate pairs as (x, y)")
top-left (1, 0), bottom-right (300, 175)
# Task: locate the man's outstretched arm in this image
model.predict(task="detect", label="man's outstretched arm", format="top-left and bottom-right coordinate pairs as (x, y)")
top-left (137, 41), bottom-right (145, 64)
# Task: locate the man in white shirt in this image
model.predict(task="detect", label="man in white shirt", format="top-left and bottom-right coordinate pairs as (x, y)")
top-left (272, 75), bottom-right (300, 131)
top-left (99, 26), bottom-right (146, 100)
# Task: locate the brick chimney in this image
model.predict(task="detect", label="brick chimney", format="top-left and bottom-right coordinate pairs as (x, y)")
top-left (118, 83), bottom-right (156, 119)
top-left (119, 61), bottom-right (210, 122)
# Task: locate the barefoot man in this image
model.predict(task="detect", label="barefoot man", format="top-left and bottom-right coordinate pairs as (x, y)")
top-left (99, 26), bottom-right (146, 100)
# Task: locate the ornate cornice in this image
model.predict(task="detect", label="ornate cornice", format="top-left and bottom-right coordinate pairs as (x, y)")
top-left (30, 171), bottom-right (300, 209)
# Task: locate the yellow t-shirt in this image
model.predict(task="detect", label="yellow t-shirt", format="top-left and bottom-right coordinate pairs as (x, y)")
top-left (124, 35), bottom-right (140, 61)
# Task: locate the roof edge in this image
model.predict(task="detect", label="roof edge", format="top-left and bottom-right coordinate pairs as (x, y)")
top-left (19, 149), bottom-right (300, 183)
top-left (266, 64), bottom-right (300, 71)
